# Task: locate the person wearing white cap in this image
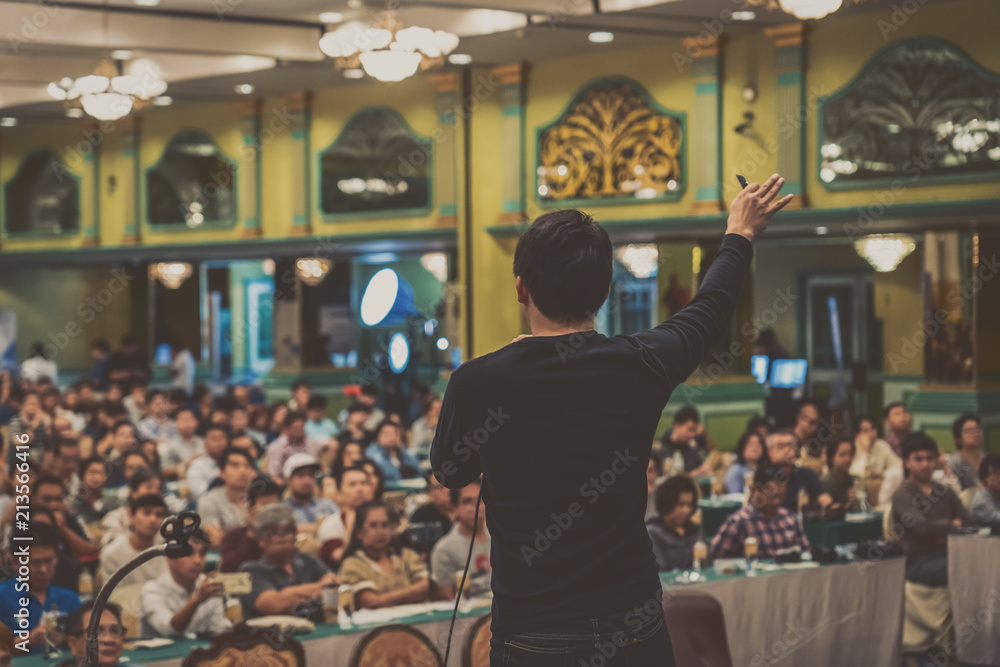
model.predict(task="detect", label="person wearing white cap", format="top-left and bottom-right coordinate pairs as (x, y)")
top-left (284, 453), bottom-right (339, 535)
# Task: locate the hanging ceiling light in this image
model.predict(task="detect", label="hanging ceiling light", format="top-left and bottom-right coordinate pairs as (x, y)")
top-left (744, 0), bottom-right (852, 20)
top-left (615, 244), bottom-right (659, 279)
top-left (420, 252), bottom-right (448, 283)
top-left (854, 234), bottom-right (916, 272)
top-left (295, 258), bottom-right (332, 286)
top-left (318, 4), bottom-right (459, 82)
top-left (149, 262), bottom-right (193, 289)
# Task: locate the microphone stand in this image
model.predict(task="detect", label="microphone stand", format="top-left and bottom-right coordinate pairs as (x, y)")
top-left (82, 511), bottom-right (201, 667)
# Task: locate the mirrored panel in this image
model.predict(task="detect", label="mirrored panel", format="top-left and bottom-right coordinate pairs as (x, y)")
top-left (5, 152), bottom-right (80, 235)
top-left (147, 130), bottom-right (236, 227)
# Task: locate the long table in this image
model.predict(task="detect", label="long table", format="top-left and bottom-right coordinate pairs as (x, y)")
top-left (661, 557), bottom-right (906, 666)
top-left (948, 533), bottom-right (1000, 666)
top-left (17, 599), bottom-right (492, 667)
top-left (696, 498), bottom-right (884, 547)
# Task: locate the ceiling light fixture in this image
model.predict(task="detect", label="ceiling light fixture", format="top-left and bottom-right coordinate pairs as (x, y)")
top-left (152, 96), bottom-right (172, 106)
top-left (743, 0), bottom-right (850, 20)
top-left (589, 31), bottom-right (615, 43)
top-left (318, 3), bottom-right (459, 82)
top-left (295, 258), bottom-right (332, 286)
top-left (447, 53), bottom-right (473, 65)
top-left (731, 10), bottom-right (757, 20)
top-left (149, 263), bottom-right (193, 289)
top-left (319, 12), bottom-right (345, 23)
top-left (616, 244), bottom-right (658, 279)
top-left (234, 83), bottom-right (255, 95)
top-left (48, 58), bottom-right (167, 121)
top-left (854, 234), bottom-right (916, 272)
top-left (134, 0), bottom-right (160, 5)
top-left (342, 68), bottom-right (365, 79)
top-left (111, 50), bottom-right (133, 60)
top-left (0, 118), bottom-right (16, 127)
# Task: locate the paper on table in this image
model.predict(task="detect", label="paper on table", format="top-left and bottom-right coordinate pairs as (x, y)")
top-left (352, 599), bottom-right (491, 625)
top-left (126, 638), bottom-right (174, 650)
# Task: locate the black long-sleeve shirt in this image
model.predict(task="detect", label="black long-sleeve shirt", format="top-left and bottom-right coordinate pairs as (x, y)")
top-left (430, 233), bottom-right (753, 636)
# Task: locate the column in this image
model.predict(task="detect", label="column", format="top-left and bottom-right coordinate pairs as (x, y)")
top-left (428, 72), bottom-right (460, 228)
top-left (82, 121), bottom-right (101, 246)
top-left (765, 24), bottom-right (808, 209)
top-left (288, 91), bottom-right (312, 236)
top-left (238, 98), bottom-right (263, 238)
top-left (492, 63), bottom-right (527, 225)
top-left (684, 35), bottom-right (723, 215)
top-left (120, 115), bottom-right (141, 245)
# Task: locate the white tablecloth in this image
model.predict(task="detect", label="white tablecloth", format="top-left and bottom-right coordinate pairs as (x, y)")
top-left (664, 558), bottom-right (905, 666)
top-left (948, 534), bottom-right (1000, 665)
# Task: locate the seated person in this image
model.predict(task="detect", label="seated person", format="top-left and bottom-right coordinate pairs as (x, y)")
top-left (220, 476), bottom-right (284, 573)
top-left (430, 479), bottom-right (490, 600)
top-left (409, 470), bottom-right (455, 550)
top-left (318, 465), bottom-right (372, 568)
top-left (324, 439), bottom-right (366, 500)
top-left (284, 453), bottom-right (338, 534)
top-left (71, 456), bottom-right (113, 526)
top-left (158, 407), bottom-right (203, 480)
top-left (0, 523), bottom-right (81, 653)
top-left (61, 601), bottom-right (135, 667)
top-left (793, 402), bottom-right (824, 475)
top-left (971, 455), bottom-right (1000, 528)
top-left (237, 503), bottom-right (337, 621)
top-left (948, 412), bottom-right (984, 490)
top-left (267, 411), bottom-right (328, 485)
top-left (821, 437), bottom-right (859, 510)
top-left (141, 529), bottom-right (231, 638)
top-left (32, 475), bottom-right (99, 590)
top-left (197, 446), bottom-right (256, 547)
top-left (186, 424), bottom-right (230, 498)
top-left (724, 431), bottom-right (767, 494)
top-left (710, 463), bottom-right (811, 560)
top-left (890, 433), bottom-right (970, 587)
top-left (305, 394), bottom-right (339, 444)
top-left (99, 495), bottom-right (169, 590)
top-left (359, 458), bottom-right (386, 499)
top-left (767, 429), bottom-right (832, 512)
top-left (645, 475), bottom-right (702, 572)
top-left (101, 467), bottom-right (166, 547)
top-left (659, 407), bottom-right (712, 476)
top-left (364, 420), bottom-right (420, 482)
top-left (850, 416), bottom-right (901, 504)
top-left (339, 500), bottom-right (429, 609)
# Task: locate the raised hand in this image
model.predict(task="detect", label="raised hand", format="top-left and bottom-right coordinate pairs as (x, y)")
top-left (726, 173), bottom-right (794, 242)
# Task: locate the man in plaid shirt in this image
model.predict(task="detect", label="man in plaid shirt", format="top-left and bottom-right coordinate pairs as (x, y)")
top-left (710, 462), bottom-right (811, 560)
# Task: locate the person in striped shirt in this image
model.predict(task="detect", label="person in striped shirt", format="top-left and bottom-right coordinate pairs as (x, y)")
top-left (710, 462), bottom-right (811, 560)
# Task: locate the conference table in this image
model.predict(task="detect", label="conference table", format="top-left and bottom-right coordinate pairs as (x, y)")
top-left (948, 533), bottom-right (1000, 666)
top-left (19, 598), bottom-right (493, 667)
top-left (661, 557), bottom-right (906, 666)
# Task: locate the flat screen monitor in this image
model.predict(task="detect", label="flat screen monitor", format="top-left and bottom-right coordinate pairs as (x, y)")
top-left (751, 355), bottom-right (769, 384)
top-left (770, 359), bottom-right (808, 388)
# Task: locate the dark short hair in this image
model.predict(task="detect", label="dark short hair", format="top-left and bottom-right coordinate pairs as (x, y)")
top-left (291, 378), bottom-right (311, 392)
top-left (372, 418), bottom-right (401, 441)
top-left (673, 406), bottom-right (700, 426)
top-left (825, 436), bottom-right (856, 470)
top-left (512, 209), bottom-right (612, 323)
top-left (358, 457), bottom-right (385, 499)
top-left (952, 412), bottom-right (982, 441)
top-left (175, 406), bottom-right (197, 420)
top-left (89, 338), bottom-right (111, 353)
top-left (654, 475), bottom-right (698, 517)
top-left (67, 600), bottom-right (123, 637)
top-left (283, 410), bottom-right (307, 428)
top-left (853, 415), bottom-right (876, 435)
top-left (754, 462), bottom-right (790, 488)
top-left (648, 450), bottom-right (663, 477)
top-left (129, 493), bottom-right (168, 514)
top-left (145, 389), bottom-right (166, 403)
top-left (128, 466), bottom-right (162, 491)
top-left (79, 455), bottom-right (106, 478)
top-left (306, 394), bottom-right (327, 411)
top-left (33, 474), bottom-right (66, 495)
top-left (346, 401), bottom-right (373, 415)
top-left (746, 415), bottom-right (771, 434)
top-left (979, 454), bottom-right (1000, 482)
top-left (901, 432), bottom-right (938, 460)
top-left (450, 476), bottom-right (482, 507)
top-left (883, 401), bottom-right (907, 419)
top-left (735, 431), bottom-right (768, 466)
top-left (218, 445), bottom-right (256, 470)
top-left (337, 464), bottom-right (371, 488)
top-left (47, 437), bottom-right (79, 458)
top-left (248, 475), bottom-right (284, 506)
top-left (30, 522), bottom-right (60, 550)
top-left (204, 423), bottom-right (230, 440)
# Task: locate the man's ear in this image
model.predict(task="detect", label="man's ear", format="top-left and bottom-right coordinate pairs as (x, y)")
top-left (514, 276), bottom-right (529, 306)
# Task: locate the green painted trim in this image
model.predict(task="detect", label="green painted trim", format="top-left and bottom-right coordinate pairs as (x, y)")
top-left (534, 76), bottom-right (687, 209)
top-left (695, 186), bottom-right (718, 200)
top-left (667, 380), bottom-right (767, 404)
top-left (883, 374), bottom-right (924, 382)
top-left (1, 149), bottom-right (83, 239)
top-left (291, 130), bottom-right (307, 141)
top-left (783, 181), bottom-right (802, 196)
top-left (293, 213), bottom-right (308, 225)
top-left (0, 227), bottom-right (458, 265)
top-left (818, 37), bottom-right (1000, 193)
top-left (501, 106), bottom-right (522, 117)
top-left (440, 203), bottom-right (457, 216)
top-left (439, 112), bottom-right (457, 124)
top-left (489, 197), bottom-right (1000, 238)
top-left (316, 106), bottom-right (435, 224)
top-left (910, 388), bottom-right (1000, 415)
top-left (694, 81), bottom-right (718, 95)
top-left (142, 128), bottom-right (239, 232)
top-left (777, 71), bottom-right (802, 86)
top-left (90, 141), bottom-right (100, 240)
top-left (502, 199), bottom-right (522, 213)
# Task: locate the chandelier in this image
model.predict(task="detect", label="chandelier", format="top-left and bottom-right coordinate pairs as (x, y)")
top-left (616, 245), bottom-right (659, 279)
top-left (318, 5), bottom-right (459, 82)
top-left (296, 258), bottom-right (332, 286)
top-left (48, 58), bottom-right (167, 121)
top-left (854, 234), bottom-right (916, 272)
top-left (742, 0), bottom-right (860, 20)
top-left (149, 263), bottom-right (193, 289)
